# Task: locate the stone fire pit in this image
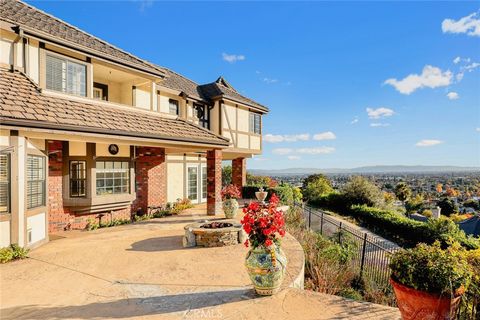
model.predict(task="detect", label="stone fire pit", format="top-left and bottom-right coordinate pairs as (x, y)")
top-left (183, 220), bottom-right (246, 248)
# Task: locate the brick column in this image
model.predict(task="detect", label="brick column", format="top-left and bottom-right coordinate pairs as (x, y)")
top-left (133, 147), bottom-right (166, 214)
top-left (232, 157), bottom-right (246, 193)
top-left (207, 149), bottom-right (222, 216)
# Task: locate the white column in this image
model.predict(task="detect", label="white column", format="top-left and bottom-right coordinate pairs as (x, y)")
top-left (10, 134), bottom-right (26, 247)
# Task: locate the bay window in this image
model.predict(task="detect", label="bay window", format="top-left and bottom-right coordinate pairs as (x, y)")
top-left (46, 54), bottom-right (87, 96)
top-left (96, 161), bottom-right (130, 196)
top-left (27, 155), bottom-right (46, 209)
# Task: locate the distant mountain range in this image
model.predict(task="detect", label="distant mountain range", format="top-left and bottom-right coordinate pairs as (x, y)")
top-left (249, 165), bottom-right (480, 176)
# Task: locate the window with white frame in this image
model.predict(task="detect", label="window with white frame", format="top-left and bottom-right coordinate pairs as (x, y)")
top-left (169, 99), bottom-right (179, 115)
top-left (96, 161), bottom-right (130, 196)
top-left (249, 112), bottom-right (261, 134)
top-left (46, 54), bottom-right (87, 96)
top-left (27, 155), bottom-right (46, 209)
top-left (0, 154), bottom-right (10, 213)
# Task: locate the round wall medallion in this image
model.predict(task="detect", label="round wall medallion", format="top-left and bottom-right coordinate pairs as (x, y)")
top-left (108, 144), bottom-right (119, 155)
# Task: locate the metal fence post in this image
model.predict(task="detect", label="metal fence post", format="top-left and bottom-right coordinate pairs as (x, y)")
top-left (359, 233), bottom-right (368, 277)
top-left (308, 207), bottom-right (312, 230)
top-left (320, 210), bottom-right (324, 235)
top-left (338, 222), bottom-right (342, 243)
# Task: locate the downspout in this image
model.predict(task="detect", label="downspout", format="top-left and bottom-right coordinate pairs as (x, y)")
top-left (11, 26), bottom-right (24, 72)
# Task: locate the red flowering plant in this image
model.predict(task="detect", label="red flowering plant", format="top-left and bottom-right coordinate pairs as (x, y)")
top-left (240, 194), bottom-right (286, 248)
top-left (221, 184), bottom-right (241, 200)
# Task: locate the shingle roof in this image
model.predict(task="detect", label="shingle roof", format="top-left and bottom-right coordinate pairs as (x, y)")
top-left (159, 72), bottom-right (269, 112)
top-left (199, 77), bottom-right (269, 112)
top-left (0, 68), bottom-right (229, 146)
top-left (0, 0), bottom-right (164, 77)
top-left (160, 69), bottom-right (209, 103)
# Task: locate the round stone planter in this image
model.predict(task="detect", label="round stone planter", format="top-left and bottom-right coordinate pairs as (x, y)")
top-left (245, 244), bottom-right (287, 296)
top-left (222, 198), bottom-right (239, 219)
top-left (390, 277), bottom-right (462, 320)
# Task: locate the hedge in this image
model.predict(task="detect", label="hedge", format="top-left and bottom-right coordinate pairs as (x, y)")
top-left (348, 205), bottom-right (479, 249)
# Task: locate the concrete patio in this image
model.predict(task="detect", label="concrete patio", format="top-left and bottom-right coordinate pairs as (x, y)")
top-left (0, 205), bottom-right (400, 319)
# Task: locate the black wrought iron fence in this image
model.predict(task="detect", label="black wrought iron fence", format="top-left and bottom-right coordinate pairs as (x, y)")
top-left (295, 202), bottom-right (396, 287)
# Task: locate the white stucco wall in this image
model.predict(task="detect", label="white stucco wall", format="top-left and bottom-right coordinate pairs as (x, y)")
top-left (96, 143), bottom-right (130, 157)
top-left (0, 221), bottom-right (10, 248)
top-left (167, 162), bottom-right (184, 203)
top-left (27, 213), bottom-right (46, 245)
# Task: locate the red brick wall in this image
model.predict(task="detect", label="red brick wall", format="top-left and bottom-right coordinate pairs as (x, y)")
top-left (132, 146), bottom-right (166, 214)
top-left (47, 141), bottom-right (165, 233)
top-left (207, 149), bottom-right (222, 216)
top-left (232, 157), bottom-right (246, 193)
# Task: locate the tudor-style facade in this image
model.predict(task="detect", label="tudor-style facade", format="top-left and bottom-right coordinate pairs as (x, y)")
top-left (0, 0), bottom-right (268, 249)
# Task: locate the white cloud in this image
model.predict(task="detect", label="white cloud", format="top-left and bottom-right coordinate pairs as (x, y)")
top-left (453, 56), bottom-right (461, 64)
top-left (264, 134), bottom-right (309, 143)
top-left (272, 148), bottom-right (293, 155)
top-left (442, 12), bottom-right (480, 37)
top-left (263, 78), bottom-right (278, 84)
top-left (222, 53), bottom-right (245, 63)
top-left (447, 92), bottom-right (459, 100)
top-left (287, 156), bottom-right (301, 160)
top-left (384, 65), bottom-right (452, 95)
top-left (456, 72), bottom-right (464, 82)
top-left (463, 62), bottom-right (480, 72)
top-left (252, 157), bottom-right (268, 161)
top-left (370, 123), bottom-right (390, 127)
top-left (476, 128), bottom-right (480, 132)
top-left (297, 147), bottom-right (335, 155)
top-left (366, 107), bottom-right (395, 119)
top-left (350, 117), bottom-right (359, 124)
top-left (415, 139), bottom-right (444, 147)
top-left (313, 131), bottom-right (336, 141)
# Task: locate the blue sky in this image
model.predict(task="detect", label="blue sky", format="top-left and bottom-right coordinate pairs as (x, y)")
top-left (28, 1), bottom-right (480, 169)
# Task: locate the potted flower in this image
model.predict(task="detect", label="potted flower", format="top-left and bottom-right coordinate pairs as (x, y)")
top-left (221, 184), bottom-right (242, 219)
top-left (389, 242), bottom-right (471, 320)
top-left (241, 194), bottom-right (287, 295)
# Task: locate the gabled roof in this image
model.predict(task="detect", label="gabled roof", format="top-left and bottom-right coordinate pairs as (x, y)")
top-left (199, 77), bottom-right (269, 112)
top-left (0, 68), bottom-right (229, 146)
top-left (0, 0), bottom-right (165, 77)
top-left (159, 72), bottom-right (269, 112)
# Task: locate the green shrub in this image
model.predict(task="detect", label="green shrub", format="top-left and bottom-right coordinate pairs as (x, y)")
top-left (0, 244), bottom-right (29, 263)
top-left (86, 217), bottom-right (99, 231)
top-left (389, 242), bottom-right (471, 295)
top-left (242, 184), bottom-right (302, 205)
top-left (171, 198), bottom-right (194, 214)
top-left (348, 205), bottom-right (479, 249)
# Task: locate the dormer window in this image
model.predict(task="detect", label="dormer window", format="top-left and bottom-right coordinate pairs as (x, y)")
top-left (46, 53), bottom-right (87, 97)
top-left (169, 99), bottom-right (179, 115)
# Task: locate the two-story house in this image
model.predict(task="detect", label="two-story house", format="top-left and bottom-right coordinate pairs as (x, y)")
top-left (0, 0), bottom-right (268, 249)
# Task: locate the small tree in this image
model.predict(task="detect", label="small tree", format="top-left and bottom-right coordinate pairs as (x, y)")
top-left (405, 194), bottom-right (424, 214)
top-left (437, 197), bottom-right (458, 217)
top-left (341, 176), bottom-right (384, 208)
top-left (222, 165), bottom-right (232, 187)
top-left (394, 182), bottom-right (412, 203)
top-left (302, 174), bottom-right (333, 202)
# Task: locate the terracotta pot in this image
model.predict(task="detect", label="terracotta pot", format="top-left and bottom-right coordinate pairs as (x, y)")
top-left (245, 244), bottom-right (287, 295)
top-left (390, 277), bottom-right (461, 320)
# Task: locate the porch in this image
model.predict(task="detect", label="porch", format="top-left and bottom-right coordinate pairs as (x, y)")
top-left (0, 205), bottom-right (400, 319)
